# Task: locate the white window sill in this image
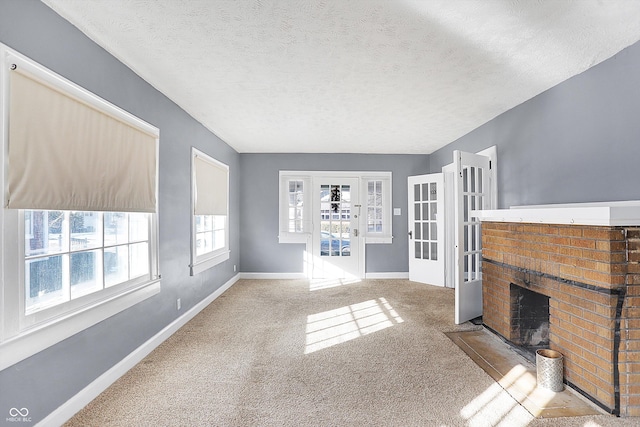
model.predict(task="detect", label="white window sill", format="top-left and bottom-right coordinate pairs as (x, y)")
top-left (191, 250), bottom-right (230, 275)
top-left (0, 279), bottom-right (161, 371)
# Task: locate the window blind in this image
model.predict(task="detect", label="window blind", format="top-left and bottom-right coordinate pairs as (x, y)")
top-left (7, 66), bottom-right (158, 212)
top-left (194, 155), bottom-right (228, 215)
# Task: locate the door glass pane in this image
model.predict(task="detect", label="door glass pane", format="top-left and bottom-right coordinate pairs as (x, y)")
top-left (431, 242), bottom-right (437, 261)
top-left (422, 183), bottom-right (429, 201)
top-left (414, 184), bottom-right (420, 202)
top-left (430, 182), bottom-right (437, 200)
top-left (341, 241), bottom-right (350, 257)
top-left (415, 242), bottom-right (421, 259)
top-left (464, 225), bottom-right (469, 251)
top-left (464, 255), bottom-right (469, 280)
top-left (463, 196), bottom-right (469, 221)
top-left (422, 222), bottom-right (429, 240)
top-left (471, 224), bottom-right (477, 250)
top-left (463, 168), bottom-right (468, 192)
top-left (478, 169), bottom-right (483, 192)
top-left (430, 222), bottom-right (437, 241)
top-left (415, 223), bottom-right (421, 240)
top-left (422, 242), bottom-right (429, 260)
top-left (341, 185), bottom-right (350, 202)
top-left (470, 167), bottom-right (476, 192)
top-left (414, 203), bottom-right (421, 221)
top-left (430, 202), bottom-right (437, 220)
top-left (471, 253), bottom-right (477, 280)
top-left (422, 203), bottom-right (429, 221)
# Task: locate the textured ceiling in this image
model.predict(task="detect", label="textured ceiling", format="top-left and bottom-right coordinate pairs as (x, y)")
top-left (43, 0), bottom-right (640, 154)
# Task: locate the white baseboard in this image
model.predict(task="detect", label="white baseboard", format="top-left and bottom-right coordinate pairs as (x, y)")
top-left (365, 272), bottom-right (409, 279)
top-left (239, 272), bottom-right (409, 280)
top-left (39, 273), bottom-right (240, 427)
top-left (239, 272), bottom-right (307, 280)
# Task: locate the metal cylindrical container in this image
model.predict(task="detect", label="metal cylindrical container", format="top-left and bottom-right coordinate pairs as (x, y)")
top-left (536, 349), bottom-right (564, 392)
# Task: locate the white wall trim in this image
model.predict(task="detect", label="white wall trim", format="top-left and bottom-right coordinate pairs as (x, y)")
top-left (38, 273), bottom-right (240, 427)
top-left (239, 272), bottom-right (307, 280)
top-left (365, 272), bottom-right (409, 279)
top-left (239, 272), bottom-right (409, 280)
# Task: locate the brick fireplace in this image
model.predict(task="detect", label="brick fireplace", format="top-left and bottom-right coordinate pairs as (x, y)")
top-left (479, 219), bottom-right (640, 417)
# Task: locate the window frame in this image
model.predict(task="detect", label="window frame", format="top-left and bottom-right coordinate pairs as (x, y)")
top-left (278, 172), bottom-right (312, 243)
top-left (362, 174), bottom-right (393, 243)
top-left (190, 148), bottom-right (230, 275)
top-left (0, 43), bottom-right (161, 371)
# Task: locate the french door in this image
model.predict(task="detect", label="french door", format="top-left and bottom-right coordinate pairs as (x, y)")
top-left (453, 150), bottom-right (493, 324)
top-left (312, 178), bottom-right (360, 279)
top-left (407, 173), bottom-right (445, 286)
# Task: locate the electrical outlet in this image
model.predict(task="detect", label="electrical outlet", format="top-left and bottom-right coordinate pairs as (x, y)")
top-left (176, 298), bottom-right (181, 310)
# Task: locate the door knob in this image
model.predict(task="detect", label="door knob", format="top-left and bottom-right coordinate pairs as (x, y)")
top-left (408, 230), bottom-right (413, 239)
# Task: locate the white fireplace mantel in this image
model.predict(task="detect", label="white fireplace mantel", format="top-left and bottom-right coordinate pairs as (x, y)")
top-left (472, 201), bottom-right (640, 226)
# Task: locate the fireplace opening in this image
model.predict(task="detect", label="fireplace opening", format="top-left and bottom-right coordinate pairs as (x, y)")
top-left (510, 284), bottom-right (550, 354)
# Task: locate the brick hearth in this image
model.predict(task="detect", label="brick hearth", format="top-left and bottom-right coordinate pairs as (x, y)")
top-left (481, 222), bottom-right (640, 416)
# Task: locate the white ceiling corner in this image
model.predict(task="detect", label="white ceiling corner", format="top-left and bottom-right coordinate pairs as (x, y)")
top-left (42, 0), bottom-right (640, 154)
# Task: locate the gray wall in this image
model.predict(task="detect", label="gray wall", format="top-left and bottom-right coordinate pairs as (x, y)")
top-left (239, 154), bottom-right (429, 273)
top-left (0, 1), bottom-right (239, 425)
top-left (429, 40), bottom-right (640, 208)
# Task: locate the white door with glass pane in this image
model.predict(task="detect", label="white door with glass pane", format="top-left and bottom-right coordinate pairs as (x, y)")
top-left (408, 174), bottom-right (445, 286)
top-left (453, 150), bottom-right (493, 324)
top-left (312, 178), bottom-right (360, 279)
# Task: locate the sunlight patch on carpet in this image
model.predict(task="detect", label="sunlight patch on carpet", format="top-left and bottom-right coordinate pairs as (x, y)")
top-left (460, 365), bottom-right (534, 427)
top-left (309, 277), bottom-right (361, 291)
top-left (304, 297), bottom-right (403, 354)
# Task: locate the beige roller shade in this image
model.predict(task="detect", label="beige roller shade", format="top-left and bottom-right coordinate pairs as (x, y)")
top-left (194, 155), bottom-right (228, 216)
top-left (7, 67), bottom-right (158, 212)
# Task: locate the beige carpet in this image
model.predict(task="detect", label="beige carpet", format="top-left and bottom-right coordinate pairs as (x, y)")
top-left (65, 279), bottom-right (636, 426)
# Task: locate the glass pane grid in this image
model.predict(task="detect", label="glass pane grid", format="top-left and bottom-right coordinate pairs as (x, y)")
top-left (25, 210), bottom-right (151, 314)
top-left (461, 163), bottom-right (485, 282)
top-left (320, 184), bottom-right (351, 257)
top-left (413, 181), bottom-right (438, 261)
top-left (367, 180), bottom-right (383, 234)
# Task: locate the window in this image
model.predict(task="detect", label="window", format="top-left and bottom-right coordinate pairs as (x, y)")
top-left (363, 176), bottom-right (392, 243)
top-left (278, 173), bottom-right (311, 243)
top-left (0, 44), bottom-right (160, 370)
top-left (24, 211), bottom-right (151, 315)
top-left (191, 149), bottom-right (229, 275)
top-left (367, 180), bottom-right (384, 232)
